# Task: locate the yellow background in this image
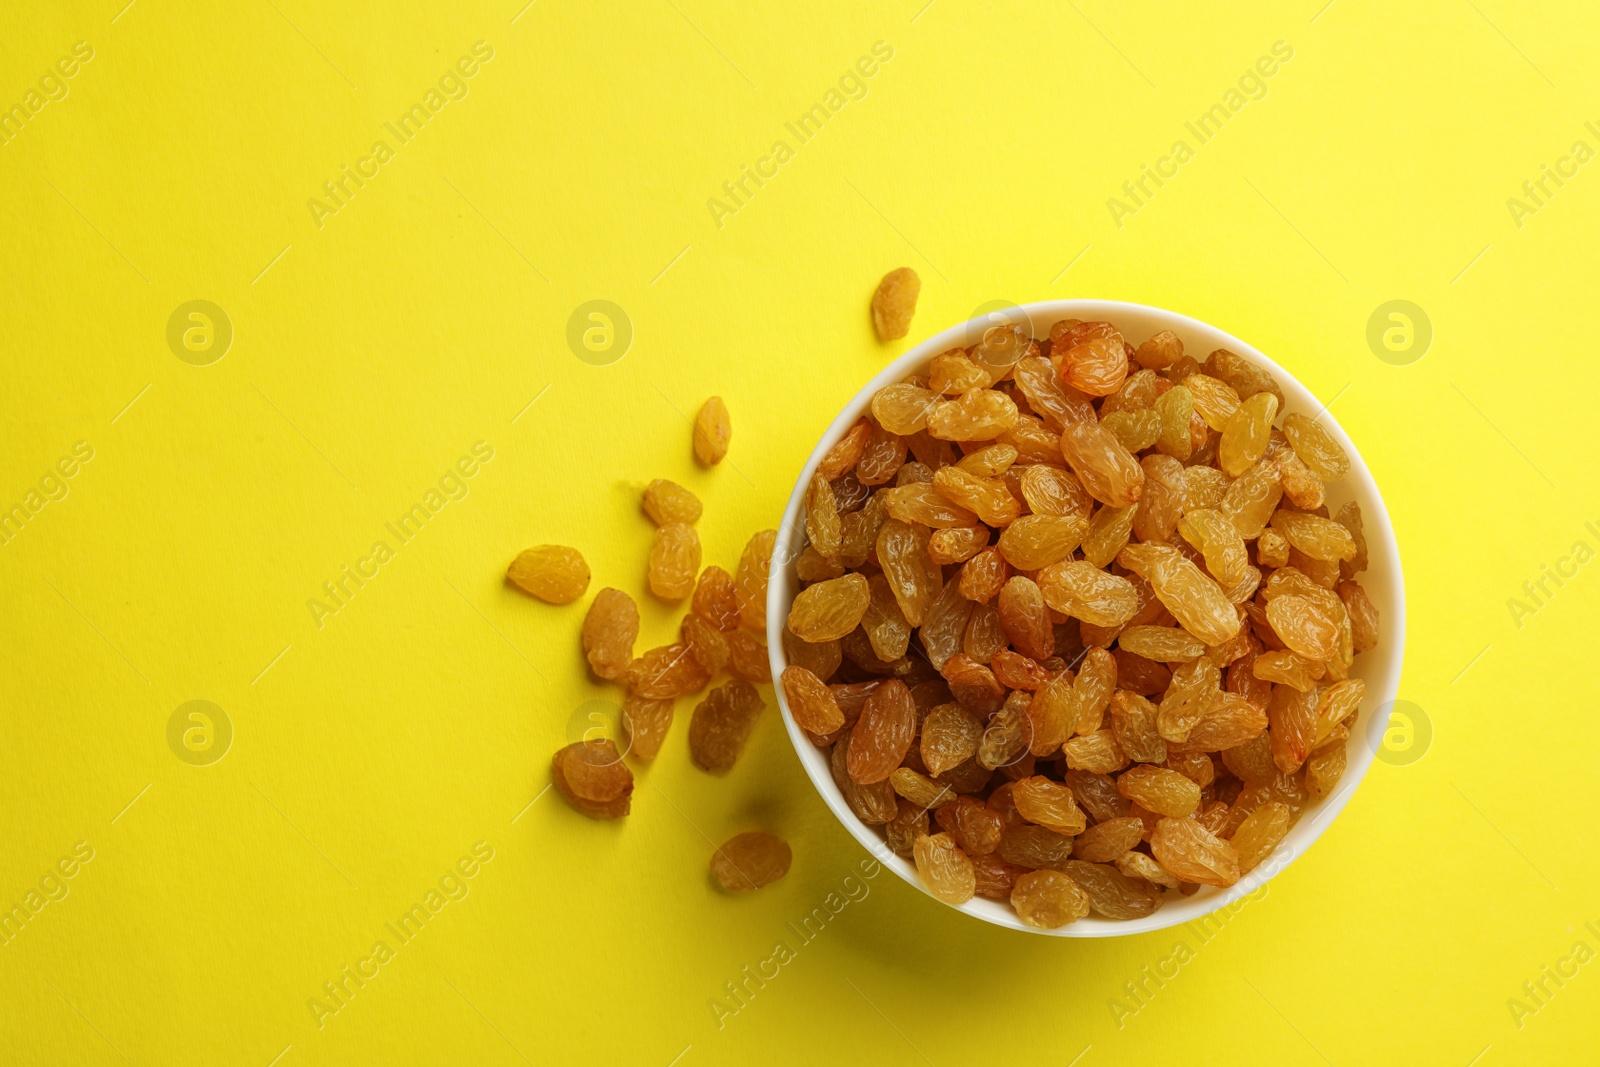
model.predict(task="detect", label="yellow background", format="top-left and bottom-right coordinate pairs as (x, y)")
top-left (2, 0), bottom-right (1596, 1063)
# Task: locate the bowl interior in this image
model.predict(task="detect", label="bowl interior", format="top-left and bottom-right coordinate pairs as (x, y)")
top-left (766, 300), bottom-right (1405, 937)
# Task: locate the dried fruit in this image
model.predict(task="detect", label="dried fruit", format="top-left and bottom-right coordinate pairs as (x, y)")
top-left (805, 475), bottom-right (843, 561)
top-left (1257, 527), bottom-right (1291, 569)
top-left (781, 315), bottom-right (1381, 925)
top-left (928, 525), bottom-right (990, 564)
top-left (1335, 501), bottom-right (1368, 578)
top-left (914, 832), bottom-right (976, 904)
top-left (998, 824), bottom-right (1076, 869)
top-left (890, 767), bottom-right (956, 810)
top-left (847, 679), bottom-right (917, 784)
top-left (920, 579), bottom-right (975, 669)
top-left (997, 577), bottom-right (1055, 661)
top-left (781, 665), bottom-right (846, 734)
top-left (787, 573), bottom-right (871, 642)
top-left (1185, 374), bottom-right (1241, 431)
top-left (734, 530), bottom-right (776, 631)
top-left (1313, 678), bottom-right (1365, 743)
top-left (1117, 625), bottom-right (1205, 663)
top-left (693, 396), bottom-right (732, 466)
top-left (620, 694), bottom-right (674, 761)
top-left (1338, 580), bottom-right (1379, 653)
top-left (1205, 349), bottom-right (1283, 406)
top-left (973, 852), bottom-right (1029, 899)
top-left (1151, 817), bottom-right (1240, 887)
top-left (921, 703), bottom-right (983, 776)
top-left (627, 643), bottom-right (712, 699)
top-left (1072, 649), bottom-right (1118, 735)
top-left (1116, 850), bottom-right (1179, 889)
top-left (711, 832), bottom-right (792, 892)
top-left (963, 605), bottom-right (1007, 663)
top-left (643, 479), bottom-right (702, 526)
top-left (1060, 420), bottom-right (1144, 507)
top-left (693, 565), bottom-right (743, 632)
top-left (1266, 594), bottom-right (1340, 661)
top-left (682, 613), bottom-right (730, 674)
top-left (1066, 769), bottom-right (1129, 823)
top-left (886, 797), bottom-right (930, 855)
top-left (933, 467), bottom-right (1019, 526)
top-left (552, 740), bottom-right (633, 819)
top-left (977, 692), bottom-right (1032, 770)
top-left (1136, 330), bottom-right (1184, 369)
top-left (1220, 459), bottom-right (1283, 539)
top-left (1271, 509), bottom-right (1357, 562)
top-left (861, 573), bottom-right (913, 662)
top-left (780, 630), bottom-right (844, 681)
top-left (1063, 335), bottom-right (1129, 396)
top-left (1062, 729), bottom-right (1128, 775)
top-left (1011, 869), bottom-right (1091, 928)
top-left (1282, 412), bottom-right (1350, 481)
top-left (1117, 543), bottom-right (1240, 646)
top-left (1026, 671), bottom-right (1076, 756)
top-left (872, 384), bottom-right (940, 435)
top-left (871, 267), bottom-right (921, 341)
top-left (832, 724), bottom-right (898, 824)
top-left (582, 588), bottom-right (639, 681)
top-left (928, 389), bottom-right (1020, 441)
top-left (1013, 776), bottom-right (1087, 835)
top-left (649, 523), bottom-right (701, 600)
top-left (1178, 508), bottom-right (1248, 589)
top-left (1073, 816), bottom-right (1145, 862)
top-left (876, 520), bottom-right (941, 626)
top-left (943, 653), bottom-right (1006, 717)
top-left (1117, 764), bottom-right (1202, 817)
top-left (1154, 384), bottom-right (1194, 461)
top-left (1018, 465), bottom-right (1092, 520)
top-left (1218, 392), bottom-right (1279, 477)
top-left (1080, 503), bottom-right (1136, 568)
top-left (727, 628), bottom-right (771, 683)
top-left (1265, 678), bottom-right (1318, 773)
top-left (1037, 560), bottom-right (1139, 627)
top-left (508, 545), bottom-right (590, 604)
top-left (1102, 409), bottom-right (1162, 454)
top-left (1253, 650), bottom-right (1324, 692)
top-left (1231, 802), bottom-right (1291, 873)
top-left (1109, 690), bottom-right (1167, 763)
top-left (1304, 744), bottom-right (1346, 798)
top-left (996, 514), bottom-right (1086, 570)
top-left (688, 681), bottom-right (764, 774)
top-left (820, 421), bottom-right (871, 480)
top-left (1171, 692), bottom-right (1268, 753)
top-left (1157, 657), bottom-right (1222, 742)
top-left (1063, 860), bottom-right (1160, 919)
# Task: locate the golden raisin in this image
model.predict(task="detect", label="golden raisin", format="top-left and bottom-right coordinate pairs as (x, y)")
top-left (620, 694), bottom-right (675, 761)
top-left (552, 740), bottom-right (633, 819)
top-left (711, 832), bottom-right (792, 892)
top-left (692, 396), bottom-right (732, 466)
top-left (688, 681), bottom-right (764, 774)
top-left (508, 545), bottom-right (590, 604)
top-left (642, 479), bottom-right (702, 525)
top-left (582, 588), bottom-right (638, 681)
top-left (648, 523), bottom-right (701, 600)
top-left (871, 267), bottom-right (920, 341)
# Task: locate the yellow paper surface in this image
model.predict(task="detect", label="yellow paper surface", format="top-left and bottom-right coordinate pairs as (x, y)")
top-left (2, 1), bottom-right (1597, 1063)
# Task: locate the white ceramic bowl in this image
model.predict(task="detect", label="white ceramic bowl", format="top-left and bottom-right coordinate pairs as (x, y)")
top-left (766, 300), bottom-right (1405, 937)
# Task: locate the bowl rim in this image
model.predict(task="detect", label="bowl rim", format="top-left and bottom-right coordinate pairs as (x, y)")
top-left (766, 298), bottom-right (1406, 937)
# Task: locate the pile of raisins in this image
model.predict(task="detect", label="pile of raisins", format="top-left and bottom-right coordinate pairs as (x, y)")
top-left (511, 400), bottom-right (792, 893)
top-left (780, 318), bottom-right (1378, 927)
